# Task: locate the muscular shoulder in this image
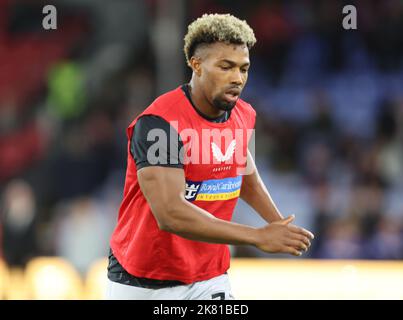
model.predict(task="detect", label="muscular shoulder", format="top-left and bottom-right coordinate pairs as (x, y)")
top-left (131, 115), bottom-right (184, 170)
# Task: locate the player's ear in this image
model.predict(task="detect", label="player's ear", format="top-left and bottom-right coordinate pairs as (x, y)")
top-left (189, 56), bottom-right (202, 77)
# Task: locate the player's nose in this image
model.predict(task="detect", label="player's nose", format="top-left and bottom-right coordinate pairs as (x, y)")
top-left (230, 70), bottom-right (243, 86)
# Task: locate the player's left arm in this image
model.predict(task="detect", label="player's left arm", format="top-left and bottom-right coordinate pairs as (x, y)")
top-left (240, 149), bottom-right (283, 223)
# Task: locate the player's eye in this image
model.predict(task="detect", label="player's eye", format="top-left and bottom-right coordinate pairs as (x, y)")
top-left (220, 65), bottom-right (231, 70)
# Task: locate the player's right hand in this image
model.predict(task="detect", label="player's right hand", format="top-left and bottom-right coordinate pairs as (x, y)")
top-left (254, 215), bottom-right (314, 256)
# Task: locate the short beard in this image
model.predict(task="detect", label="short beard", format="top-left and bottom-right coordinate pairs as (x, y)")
top-left (212, 97), bottom-right (236, 111)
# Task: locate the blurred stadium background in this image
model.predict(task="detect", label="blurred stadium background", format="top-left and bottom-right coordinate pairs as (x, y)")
top-left (0, 0), bottom-right (403, 299)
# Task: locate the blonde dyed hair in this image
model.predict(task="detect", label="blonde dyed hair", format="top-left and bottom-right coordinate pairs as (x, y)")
top-left (184, 13), bottom-right (256, 66)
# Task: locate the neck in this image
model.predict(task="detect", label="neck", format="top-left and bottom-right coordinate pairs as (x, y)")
top-left (188, 77), bottom-right (225, 118)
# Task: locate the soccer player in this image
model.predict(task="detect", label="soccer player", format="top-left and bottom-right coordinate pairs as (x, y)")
top-left (106, 13), bottom-right (314, 300)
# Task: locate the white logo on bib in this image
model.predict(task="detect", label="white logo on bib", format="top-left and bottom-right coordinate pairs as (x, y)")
top-left (211, 140), bottom-right (236, 162)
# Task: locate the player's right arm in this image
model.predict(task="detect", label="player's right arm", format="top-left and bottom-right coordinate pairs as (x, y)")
top-left (132, 115), bottom-right (313, 256)
top-left (138, 165), bottom-right (313, 256)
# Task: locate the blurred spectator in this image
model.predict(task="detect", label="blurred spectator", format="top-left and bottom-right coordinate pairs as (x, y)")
top-left (375, 98), bottom-right (403, 187)
top-left (46, 61), bottom-right (87, 121)
top-left (0, 179), bottom-right (39, 267)
top-left (309, 181), bottom-right (334, 257)
top-left (349, 183), bottom-right (384, 240)
top-left (364, 216), bottom-right (403, 259)
top-left (52, 196), bottom-right (113, 275)
top-left (301, 141), bottom-right (333, 184)
top-left (306, 91), bottom-right (336, 140)
top-left (316, 218), bottom-right (364, 259)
